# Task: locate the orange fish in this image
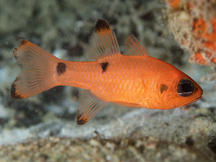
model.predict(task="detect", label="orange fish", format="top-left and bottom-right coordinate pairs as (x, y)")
top-left (11, 19), bottom-right (203, 125)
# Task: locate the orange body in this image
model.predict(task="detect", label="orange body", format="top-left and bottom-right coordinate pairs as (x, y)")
top-left (11, 19), bottom-right (203, 125)
top-left (52, 55), bottom-right (201, 109)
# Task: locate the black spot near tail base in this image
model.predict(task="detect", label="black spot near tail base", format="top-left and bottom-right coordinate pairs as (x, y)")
top-left (57, 62), bottom-right (66, 75)
top-left (100, 62), bottom-right (109, 73)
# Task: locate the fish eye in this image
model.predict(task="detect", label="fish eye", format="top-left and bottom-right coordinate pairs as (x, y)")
top-left (177, 79), bottom-right (194, 97)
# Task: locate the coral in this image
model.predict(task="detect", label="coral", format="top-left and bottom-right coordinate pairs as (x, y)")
top-left (166, 0), bottom-right (216, 66)
top-left (167, 0), bottom-right (180, 8)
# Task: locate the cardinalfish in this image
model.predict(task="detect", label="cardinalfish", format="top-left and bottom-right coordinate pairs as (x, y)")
top-left (11, 19), bottom-right (203, 125)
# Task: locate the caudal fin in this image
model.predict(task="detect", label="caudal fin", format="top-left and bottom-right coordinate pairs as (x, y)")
top-left (11, 40), bottom-right (58, 99)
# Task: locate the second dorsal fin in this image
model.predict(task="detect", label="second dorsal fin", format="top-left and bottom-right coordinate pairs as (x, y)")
top-left (124, 35), bottom-right (149, 56)
top-left (87, 19), bottom-right (121, 60)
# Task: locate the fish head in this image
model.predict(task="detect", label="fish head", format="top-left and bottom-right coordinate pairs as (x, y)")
top-left (159, 72), bottom-right (203, 109)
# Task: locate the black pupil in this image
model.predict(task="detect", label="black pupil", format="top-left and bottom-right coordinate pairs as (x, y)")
top-left (182, 83), bottom-right (193, 92)
top-left (177, 79), bottom-right (194, 97)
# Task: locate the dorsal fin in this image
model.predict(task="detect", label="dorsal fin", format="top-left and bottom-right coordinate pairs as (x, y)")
top-left (95, 19), bottom-right (110, 32)
top-left (76, 89), bottom-right (108, 125)
top-left (124, 35), bottom-right (149, 56)
top-left (87, 19), bottom-right (120, 60)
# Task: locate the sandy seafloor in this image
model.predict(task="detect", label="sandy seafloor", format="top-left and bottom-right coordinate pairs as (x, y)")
top-left (0, 0), bottom-right (216, 161)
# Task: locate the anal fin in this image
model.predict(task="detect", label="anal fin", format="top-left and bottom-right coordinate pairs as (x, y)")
top-left (77, 89), bottom-right (108, 125)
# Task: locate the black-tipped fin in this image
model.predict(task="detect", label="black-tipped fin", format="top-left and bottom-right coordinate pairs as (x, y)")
top-left (76, 89), bottom-right (108, 125)
top-left (11, 40), bottom-right (57, 99)
top-left (86, 19), bottom-right (121, 60)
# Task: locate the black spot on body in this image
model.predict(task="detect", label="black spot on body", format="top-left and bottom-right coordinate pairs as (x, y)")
top-left (57, 62), bottom-right (66, 75)
top-left (11, 78), bottom-right (22, 99)
top-left (95, 19), bottom-right (110, 32)
top-left (100, 62), bottom-right (109, 73)
top-left (160, 84), bottom-right (168, 94)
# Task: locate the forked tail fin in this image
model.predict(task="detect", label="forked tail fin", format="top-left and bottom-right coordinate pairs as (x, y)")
top-left (11, 40), bottom-right (58, 99)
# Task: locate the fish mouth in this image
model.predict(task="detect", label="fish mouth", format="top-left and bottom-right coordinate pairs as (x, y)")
top-left (182, 88), bottom-right (203, 106)
top-left (182, 95), bottom-right (202, 107)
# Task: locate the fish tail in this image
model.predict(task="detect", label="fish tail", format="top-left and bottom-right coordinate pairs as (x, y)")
top-left (11, 40), bottom-right (58, 99)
